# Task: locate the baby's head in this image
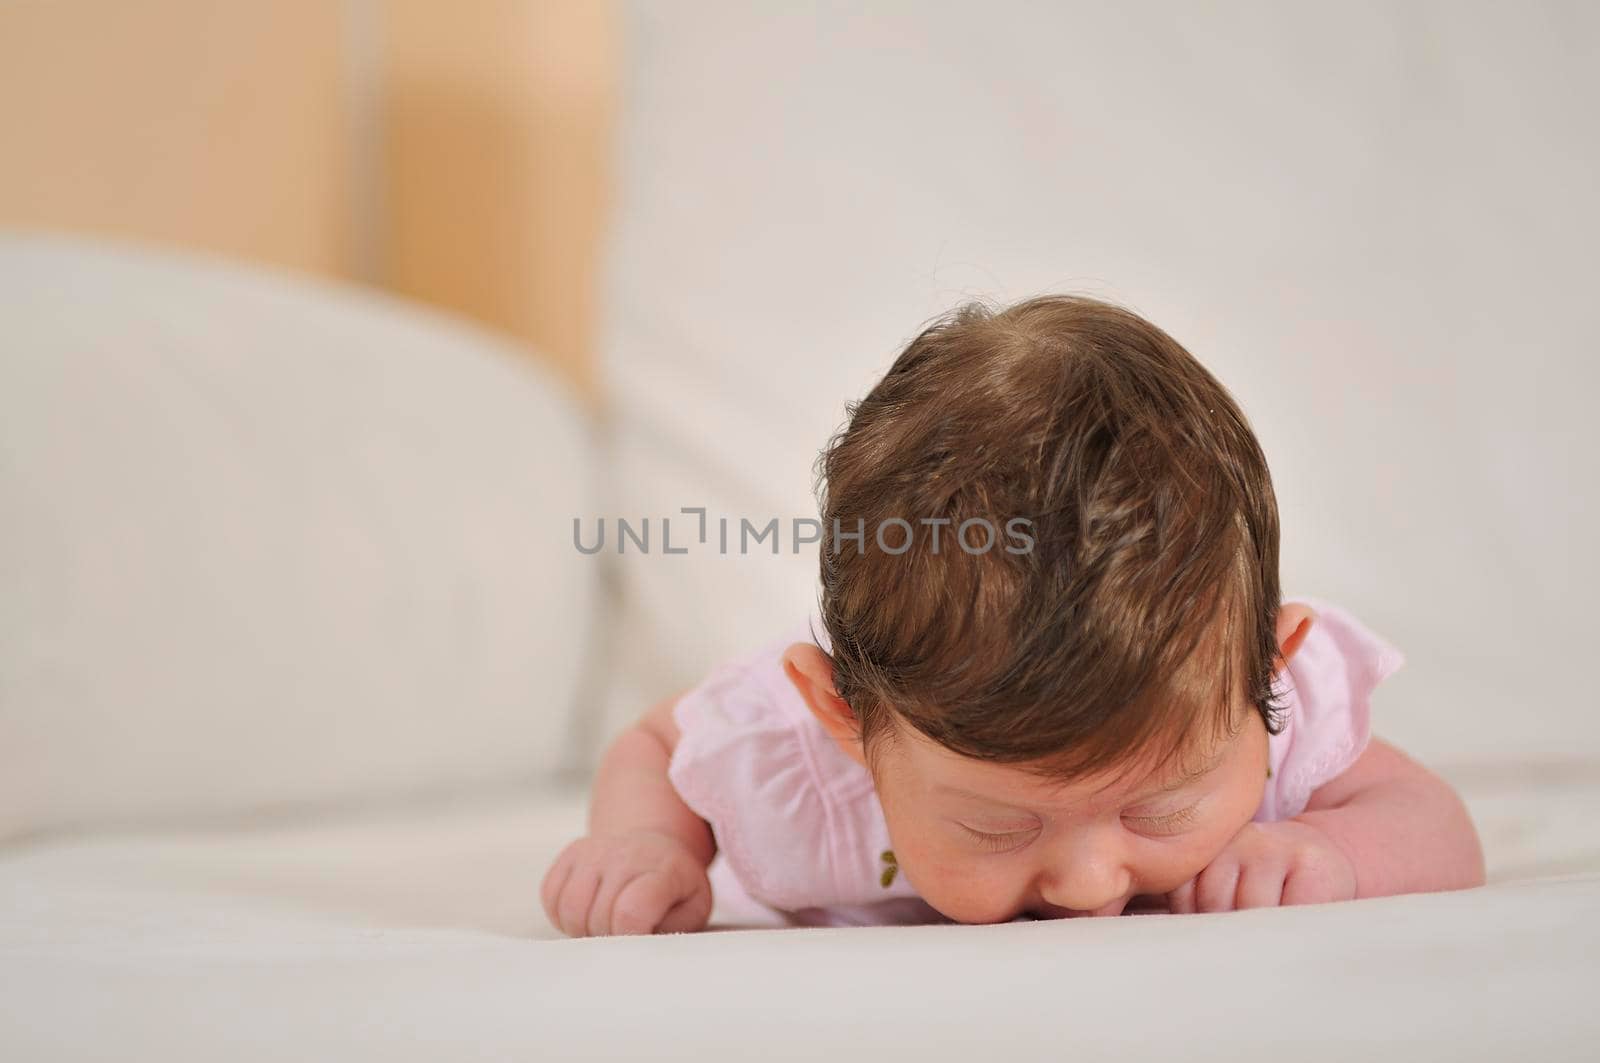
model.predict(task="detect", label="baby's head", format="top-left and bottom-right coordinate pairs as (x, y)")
top-left (782, 294), bottom-right (1317, 921)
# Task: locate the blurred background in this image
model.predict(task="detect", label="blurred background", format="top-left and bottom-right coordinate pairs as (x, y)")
top-left (0, 1), bottom-right (612, 400)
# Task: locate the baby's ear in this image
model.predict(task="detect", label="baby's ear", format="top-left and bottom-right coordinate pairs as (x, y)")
top-left (781, 643), bottom-right (867, 766)
top-left (1274, 603), bottom-right (1318, 672)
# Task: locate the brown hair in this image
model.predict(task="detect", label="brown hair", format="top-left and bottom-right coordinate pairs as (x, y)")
top-left (811, 294), bottom-right (1287, 784)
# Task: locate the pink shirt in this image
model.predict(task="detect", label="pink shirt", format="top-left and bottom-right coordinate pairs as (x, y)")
top-left (667, 595), bottom-right (1405, 928)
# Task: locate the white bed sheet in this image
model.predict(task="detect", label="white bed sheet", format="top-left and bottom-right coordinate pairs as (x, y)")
top-left (3, 766), bottom-right (1597, 1060)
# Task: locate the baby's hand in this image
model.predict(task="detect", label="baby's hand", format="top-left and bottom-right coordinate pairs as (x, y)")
top-left (1165, 819), bottom-right (1356, 913)
top-left (540, 830), bottom-right (714, 937)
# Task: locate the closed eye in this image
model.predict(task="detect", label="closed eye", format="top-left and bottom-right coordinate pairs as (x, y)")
top-left (956, 823), bottom-right (1038, 853)
top-left (1123, 805), bottom-right (1200, 836)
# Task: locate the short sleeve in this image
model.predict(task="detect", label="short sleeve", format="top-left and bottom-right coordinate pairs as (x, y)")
top-left (1258, 597), bottom-right (1407, 821)
top-left (664, 622), bottom-right (906, 913)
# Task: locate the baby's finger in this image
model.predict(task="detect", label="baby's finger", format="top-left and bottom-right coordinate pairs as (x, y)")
top-left (588, 866), bottom-right (637, 937)
top-left (610, 871), bottom-right (679, 936)
top-left (1165, 878), bottom-right (1197, 915)
top-left (539, 846), bottom-right (576, 928)
top-left (1280, 867), bottom-right (1331, 907)
top-left (557, 863), bottom-right (602, 938)
top-left (1233, 864), bottom-right (1286, 909)
top-left (656, 877), bottom-right (713, 934)
top-left (1194, 862), bottom-right (1241, 913)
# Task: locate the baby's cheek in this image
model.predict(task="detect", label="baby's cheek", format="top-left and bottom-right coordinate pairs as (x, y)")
top-left (1138, 844), bottom-right (1216, 895)
top-left (1142, 826), bottom-right (1245, 892)
top-left (899, 844), bottom-right (1027, 924)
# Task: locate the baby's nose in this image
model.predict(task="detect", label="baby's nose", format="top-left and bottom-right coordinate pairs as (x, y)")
top-left (1037, 846), bottom-right (1130, 915)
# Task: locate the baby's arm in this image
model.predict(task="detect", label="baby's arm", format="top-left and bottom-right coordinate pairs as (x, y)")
top-left (1292, 736), bottom-right (1485, 899)
top-left (540, 690), bottom-right (717, 937)
top-left (1168, 738), bottom-right (1485, 913)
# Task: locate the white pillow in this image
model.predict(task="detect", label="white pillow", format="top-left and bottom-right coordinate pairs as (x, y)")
top-left (596, 2), bottom-right (1600, 766)
top-left (0, 230), bottom-right (601, 839)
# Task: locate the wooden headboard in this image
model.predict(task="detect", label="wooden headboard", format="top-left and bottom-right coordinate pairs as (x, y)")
top-left (0, 1), bottom-right (614, 405)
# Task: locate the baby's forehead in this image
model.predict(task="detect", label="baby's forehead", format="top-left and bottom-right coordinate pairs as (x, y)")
top-left (900, 716), bottom-right (1231, 805)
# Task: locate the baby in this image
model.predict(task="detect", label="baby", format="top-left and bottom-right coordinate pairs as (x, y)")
top-left (542, 295), bottom-right (1486, 936)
